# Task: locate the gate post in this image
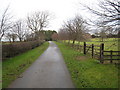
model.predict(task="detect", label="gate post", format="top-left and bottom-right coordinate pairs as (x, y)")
top-left (92, 44), bottom-right (94, 58)
top-left (110, 50), bottom-right (113, 63)
top-left (84, 42), bottom-right (86, 55)
top-left (100, 43), bottom-right (104, 64)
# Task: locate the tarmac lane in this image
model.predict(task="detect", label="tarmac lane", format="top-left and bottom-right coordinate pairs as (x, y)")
top-left (8, 41), bottom-right (74, 88)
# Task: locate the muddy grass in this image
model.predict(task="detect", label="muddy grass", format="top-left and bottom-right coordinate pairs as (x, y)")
top-left (75, 56), bottom-right (87, 61)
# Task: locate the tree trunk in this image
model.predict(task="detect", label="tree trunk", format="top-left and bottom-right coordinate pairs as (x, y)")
top-left (13, 39), bottom-right (15, 42)
top-left (9, 39), bottom-right (11, 43)
top-left (19, 38), bottom-right (22, 42)
top-left (72, 40), bottom-right (75, 47)
top-left (73, 40), bottom-right (75, 44)
top-left (0, 34), bottom-right (4, 42)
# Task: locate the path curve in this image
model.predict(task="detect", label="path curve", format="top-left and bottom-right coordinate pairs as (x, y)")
top-left (8, 41), bottom-right (74, 88)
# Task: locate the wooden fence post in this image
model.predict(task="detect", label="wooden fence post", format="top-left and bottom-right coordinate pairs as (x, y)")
top-left (100, 43), bottom-right (104, 64)
top-left (84, 42), bottom-right (86, 55)
top-left (78, 41), bottom-right (81, 50)
top-left (92, 44), bottom-right (94, 58)
top-left (110, 50), bottom-right (113, 63)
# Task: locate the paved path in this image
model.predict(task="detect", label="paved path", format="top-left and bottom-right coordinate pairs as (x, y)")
top-left (8, 41), bottom-right (74, 88)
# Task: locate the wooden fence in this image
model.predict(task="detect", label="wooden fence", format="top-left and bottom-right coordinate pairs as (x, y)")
top-left (100, 50), bottom-right (120, 63)
top-left (66, 42), bottom-right (120, 64)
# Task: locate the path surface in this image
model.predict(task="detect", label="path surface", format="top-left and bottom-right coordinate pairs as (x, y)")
top-left (8, 41), bottom-right (74, 88)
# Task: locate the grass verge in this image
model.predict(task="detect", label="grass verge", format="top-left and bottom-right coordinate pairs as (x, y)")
top-left (2, 42), bottom-right (49, 88)
top-left (55, 41), bottom-right (119, 88)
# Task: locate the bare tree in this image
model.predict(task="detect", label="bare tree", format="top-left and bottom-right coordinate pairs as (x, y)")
top-left (99, 27), bottom-right (107, 41)
top-left (72, 15), bottom-right (88, 42)
top-left (24, 32), bottom-right (35, 41)
top-left (62, 15), bottom-right (87, 44)
top-left (0, 6), bottom-right (12, 41)
top-left (52, 33), bottom-right (58, 41)
top-left (6, 33), bottom-right (17, 42)
top-left (27, 11), bottom-right (50, 31)
top-left (80, 0), bottom-right (120, 34)
top-left (11, 34), bottom-right (17, 42)
top-left (63, 20), bottom-right (75, 43)
top-left (11, 20), bottom-right (26, 42)
top-left (58, 28), bottom-right (69, 42)
top-left (5, 33), bottom-right (12, 43)
top-left (27, 11), bottom-right (50, 40)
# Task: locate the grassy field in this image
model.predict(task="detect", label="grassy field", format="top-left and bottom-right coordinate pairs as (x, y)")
top-left (2, 42), bottom-right (49, 88)
top-left (65, 38), bottom-right (119, 51)
top-left (55, 41), bottom-right (119, 88)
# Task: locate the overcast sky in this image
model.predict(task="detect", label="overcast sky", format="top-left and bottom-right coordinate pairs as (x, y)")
top-left (0, 0), bottom-right (98, 32)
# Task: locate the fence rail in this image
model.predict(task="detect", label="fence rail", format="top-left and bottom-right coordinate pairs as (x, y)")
top-left (65, 41), bottom-right (120, 64)
top-left (103, 51), bottom-right (120, 52)
top-left (101, 50), bottom-right (120, 63)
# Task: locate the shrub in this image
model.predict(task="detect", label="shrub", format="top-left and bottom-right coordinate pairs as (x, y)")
top-left (2, 40), bottom-right (44, 60)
